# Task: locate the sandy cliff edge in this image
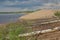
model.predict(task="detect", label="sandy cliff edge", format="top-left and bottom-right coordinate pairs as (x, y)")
top-left (19, 9), bottom-right (56, 20)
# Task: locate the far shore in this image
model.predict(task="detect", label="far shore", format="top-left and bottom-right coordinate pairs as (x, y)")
top-left (0, 11), bottom-right (34, 14)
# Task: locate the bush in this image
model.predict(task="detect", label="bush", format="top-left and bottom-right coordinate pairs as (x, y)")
top-left (55, 11), bottom-right (60, 17)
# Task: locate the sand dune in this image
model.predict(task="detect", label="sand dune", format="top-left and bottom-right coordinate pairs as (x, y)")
top-left (19, 9), bottom-right (56, 20)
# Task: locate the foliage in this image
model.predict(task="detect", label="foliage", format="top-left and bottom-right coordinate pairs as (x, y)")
top-left (0, 11), bottom-right (34, 14)
top-left (0, 22), bottom-right (32, 40)
top-left (55, 11), bottom-right (60, 17)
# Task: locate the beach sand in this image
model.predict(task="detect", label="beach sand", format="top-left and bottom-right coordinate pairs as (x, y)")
top-left (19, 9), bottom-right (56, 20)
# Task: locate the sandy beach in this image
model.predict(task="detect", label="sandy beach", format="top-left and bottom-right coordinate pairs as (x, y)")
top-left (19, 9), bottom-right (56, 20)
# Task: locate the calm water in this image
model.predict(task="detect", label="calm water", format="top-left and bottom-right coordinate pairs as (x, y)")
top-left (0, 13), bottom-right (25, 24)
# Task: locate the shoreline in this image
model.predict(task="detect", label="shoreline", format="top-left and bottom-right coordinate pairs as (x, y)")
top-left (19, 9), bottom-right (56, 20)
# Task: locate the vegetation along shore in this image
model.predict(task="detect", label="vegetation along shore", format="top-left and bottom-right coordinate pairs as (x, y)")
top-left (0, 10), bottom-right (60, 40)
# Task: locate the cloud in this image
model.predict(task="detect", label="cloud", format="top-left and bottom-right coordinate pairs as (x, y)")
top-left (0, 0), bottom-right (60, 12)
top-left (0, 0), bottom-right (60, 6)
top-left (0, 0), bottom-right (44, 5)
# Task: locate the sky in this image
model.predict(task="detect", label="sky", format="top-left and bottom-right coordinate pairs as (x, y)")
top-left (0, 0), bottom-right (60, 12)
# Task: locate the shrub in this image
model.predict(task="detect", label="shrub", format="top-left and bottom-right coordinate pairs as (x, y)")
top-left (55, 11), bottom-right (60, 17)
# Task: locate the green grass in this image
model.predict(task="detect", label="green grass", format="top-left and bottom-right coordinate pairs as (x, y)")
top-left (0, 22), bottom-right (33, 40)
top-left (0, 11), bottom-right (34, 14)
top-left (55, 11), bottom-right (60, 17)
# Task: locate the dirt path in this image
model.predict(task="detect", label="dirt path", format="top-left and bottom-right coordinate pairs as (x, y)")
top-left (37, 31), bottom-right (60, 40)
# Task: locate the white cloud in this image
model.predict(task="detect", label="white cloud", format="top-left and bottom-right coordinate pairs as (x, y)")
top-left (1, 0), bottom-right (60, 5)
top-left (3, 1), bottom-right (20, 5)
top-left (0, 0), bottom-right (60, 12)
top-left (1, 0), bottom-right (43, 6)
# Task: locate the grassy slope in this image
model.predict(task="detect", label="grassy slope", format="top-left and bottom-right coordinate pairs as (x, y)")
top-left (0, 10), bottom-right (37, 40)
top-left (0, 11), bottom-right (60, 40)
top-left (0, 22), bottom-right (32, 40)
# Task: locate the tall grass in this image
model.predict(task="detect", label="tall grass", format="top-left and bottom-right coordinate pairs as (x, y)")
top-left (0, 22), bottom-right (33, 40)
